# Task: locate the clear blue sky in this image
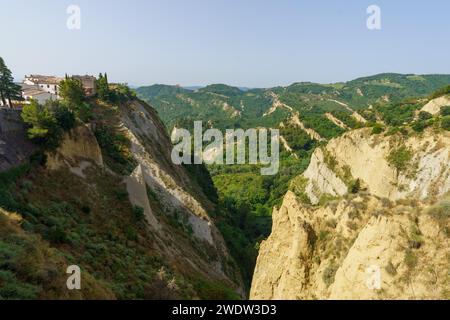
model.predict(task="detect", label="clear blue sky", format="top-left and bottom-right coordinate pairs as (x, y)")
top-left (1, 0), bottom-right (449, 87)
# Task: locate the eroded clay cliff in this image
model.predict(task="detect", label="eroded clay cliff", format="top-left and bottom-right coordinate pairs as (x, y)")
top-left (251, 128), bottom-right (449, 300)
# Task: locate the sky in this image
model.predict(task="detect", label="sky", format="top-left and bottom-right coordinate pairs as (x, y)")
top-left (1, 0), bottom-right (450, 87)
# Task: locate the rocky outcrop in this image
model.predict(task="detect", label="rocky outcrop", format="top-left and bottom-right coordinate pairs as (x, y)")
top-left (302, 128), bottom-right (450, 204)
top-left (46, 125), bottom-right (103, 178)
top-left (325, 113), bottom-right (349, 130)
top-left (251, 127), bottom-right (450, 300)
top-left (421, 95), bottom-right (450, 115)
top-left (251, 191), bottom-right (450, 300)
top-left (263, 92), bottom-right (293, 117)
top-left (126, 164), bottom-right (160, 229)
top-left (290, 113), bottom-right (325, 141)
top-left (118, 100), bottom-right (243, 295)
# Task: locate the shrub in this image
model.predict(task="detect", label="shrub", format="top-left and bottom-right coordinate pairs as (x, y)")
top-left (94, 126), bottom-right (137, 175)
top-left (442, 116), bottom-right (450, 131)
top-left (46, 226), bottom-right (68, 244)
top-left (193, 279), bottom-right (240, 300)
top-left (81, 205), bottom-right (91, 214)
top-left (325, 219), bottom-right (337, 229)
top-left (49, 101), bottom-right (76, 130)
top-left (404, 249), bottom-right (418, 269)
top-left (429, 85), bottom-right (450, 99)
top-left (385, 261), bottom-right (398, 276)
top-left (408, 225), bottom-right (424, 249)
top-left (349, 179), bottom-right (361, 194)
top-left (428, 199), bottom-right (450, 236)
top-left (371, 123), bottom-right (384, 135)
top-left (387, 146), bottom-right (412, 173)
top-left (322, 263), bottom-right (339, 287)
top-left (441, 106), bottom-right (450, 116)
top-left (133, 205), bottom-right (145, 221)
top-left (289, 176), bottom-right (310, 204)
top-left (318, 194), bottom-right (339, 206)
top-left (114, 189), bottom-right (129, 201)
top-left (418, 111), bottom-right (432, 121)
top-left (411, 120), bottom-right (429, 132)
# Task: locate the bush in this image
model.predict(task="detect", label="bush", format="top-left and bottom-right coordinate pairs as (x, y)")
top-left (442, 116), bottom-right (450, 131)
top-left (94, 126), bottom-right (137, 175)
top-left (404, 249), bottom-right (418, 269)
top-left (53, 105), bottom-right (76, 131)
top-left (193, 279), bottom-right (240, 300)
top-left (408, 225), bottom-right (424, 249)
top-left (371, 123), bottom-right (384, 135)
top-left (322, 263), bottom-right (339, 287)
top-left (81, 205), bottom-right (91, 214)
top-left (441, 106), bottom-right (450, 116)
top-left (349, 179), bottom-right (361, 194)
top-left (411, 120), bottom-right (429, 132)
top-left (387, 146), bottom-right (412, 173)
top-left (429, 85), bottom-right (450, 99)
top-left (428, 199), bottom-right (450, 236)
top-left (418, 111), bottom-right (432, 121)
top-left (133, 205), bottom-right (145, 221)
top-left (46, 226), bottom-right (68, 244)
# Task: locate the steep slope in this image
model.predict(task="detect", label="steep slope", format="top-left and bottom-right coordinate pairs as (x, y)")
top-left (251, 127), bottom-right (450, 300)
top-left (0, 97), bottom-right (244, 299)
top-left (0, 109), bottom-right (37, 171)
top-left (301, 128), bottom-right (449, 204)
top-left (251, 191), bottom-right (449, 300)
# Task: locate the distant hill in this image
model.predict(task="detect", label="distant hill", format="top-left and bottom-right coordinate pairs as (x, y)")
top-left (136, 73), bottom-right (450, 134)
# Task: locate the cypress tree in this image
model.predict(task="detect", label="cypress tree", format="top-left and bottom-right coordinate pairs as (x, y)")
top-left (0, 57), bottom-right (22, 108)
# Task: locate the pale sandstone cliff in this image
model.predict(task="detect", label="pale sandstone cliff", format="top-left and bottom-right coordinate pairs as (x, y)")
top-left (251, 128), bottom-right (450, 300)
top-left (421, 95), bottom-right (450, 115)
top-left (251, 191), bottom-right (449, 300)
top-left (303, 128), bottom-right (449, 204)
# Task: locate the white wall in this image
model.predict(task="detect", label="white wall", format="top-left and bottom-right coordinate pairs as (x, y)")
top-left (23, 92), bottom-right (55, 105)
top-left (38, 83), bottom-right (59, 95)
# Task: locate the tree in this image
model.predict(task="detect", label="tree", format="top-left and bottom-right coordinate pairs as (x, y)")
top-left (59, 77), bottom-right (85, 107)
top-left (21, 100), bottom-right (62, 148)
top-left (50, 102), bottom-right (76, 131)
top-left (59, 77), bottom-right (91, 121)
top-left (0, 57), bottom-right (22, 107)
top-left (96, 72), bottom-right (111, 101)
